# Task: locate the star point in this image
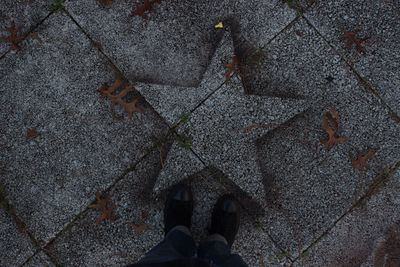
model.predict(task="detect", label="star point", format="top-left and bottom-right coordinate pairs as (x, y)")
top-left (138, 31), bottom-right (309, 205)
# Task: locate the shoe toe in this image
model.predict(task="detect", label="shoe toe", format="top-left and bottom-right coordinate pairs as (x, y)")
top-left (222, 199), bottom-right (237, 213)
top-left (171, 184), bottom-right (193, 201)
top-left (219, 194), bottom-right (238, 213)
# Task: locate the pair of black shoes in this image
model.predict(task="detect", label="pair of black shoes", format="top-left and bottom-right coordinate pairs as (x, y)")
top-left (164, 183), bottom-right (240, 247)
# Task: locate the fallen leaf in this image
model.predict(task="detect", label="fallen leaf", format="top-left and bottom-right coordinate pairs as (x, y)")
top-left (225, 55), bottom-right (240, 81)
top-left (132, 0), bottom-right (161, 18)
top-left (110, 84), bottom-right (135, 106)
top-left (328, 106), bottom-right (340, 129)
top-left (352, 148), bottom-right (377, 171)
top-left (29, 32), bottom-right (41, 42)
top-left (131, 223), bottom-right (146, 234)
top-left (98, 79), bottom-right (122, 97)
top-left (320, 107), bottom-right (347, 150)
top-left (98, 81), bottom-right (144, 119)
top-left (92, 40), bottom-right (103, 50)
top-left (124, 97), bottom-right (144, 119)
top-left (214, 21), bottom-right (224, 29)
top-left (343, 31), bottom-right (369, 54)
top-left (295, 30), bottom-right (304, 37)
top-left (97, 0), bottom-right (113, 6)
top-left (321, 126), bottom-right (347, 150)
top-left (1, 22), bottom-right (25, 51)
top-left (89, 191), bottom-right (116, 224)
top-left (26, 128), bottom-right (39, 140)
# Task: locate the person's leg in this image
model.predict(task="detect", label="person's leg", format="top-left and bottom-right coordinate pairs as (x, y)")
top-left (198, 195), bottom-right (248, 267)
top-left (137, 225), bottom-right (196, 264)
top-left (133, 183), bottom-right (196, 265)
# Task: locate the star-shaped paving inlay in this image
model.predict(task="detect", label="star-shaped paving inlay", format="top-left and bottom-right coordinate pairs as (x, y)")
top-left (137, 31), bottom-right (309, 204)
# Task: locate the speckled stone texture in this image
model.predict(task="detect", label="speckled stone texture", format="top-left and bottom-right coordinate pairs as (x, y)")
top-left (23, 251), bottom-right (56, 267)
top-left (0, 209), bottom-right (38, 266)
top-left (305, 0), bottom-right (400, 115)
top-left (250, 17), bottom-right (400, 258)
top-left (1, 0), bottom-right (399, 266)
top-left (136, 29), bottom-right (234, 126)
top-left (294, 169), bottom-right (400, 266)
top-left (46, 150), bottom-right (290, 266)
top-left (0, 0), bottom-right (53, 56)
top-left (145, 31), bottom-right (309, 205)
top-left (64, 0), bottom-right (297, 87)
top-left (0, 13), bottom-right (166, 244)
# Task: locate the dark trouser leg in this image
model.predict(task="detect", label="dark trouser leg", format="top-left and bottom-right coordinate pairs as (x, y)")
top-left (137, 226), bottom-right (196, 264)
top-left (198, 234), bottom-right (248, 267)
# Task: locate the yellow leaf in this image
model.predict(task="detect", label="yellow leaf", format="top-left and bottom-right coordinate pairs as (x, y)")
top-left (214, 21), bottom-right (224, 29)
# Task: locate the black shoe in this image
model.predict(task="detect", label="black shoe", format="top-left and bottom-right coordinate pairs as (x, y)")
top-left (164, 183), bottom-right (194, 235)
top-left (209, 194), bottom-right (240, 247)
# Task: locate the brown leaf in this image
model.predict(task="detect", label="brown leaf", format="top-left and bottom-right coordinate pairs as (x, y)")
top-left (320, 108), bottom-right (347, 150)
top-left (124, 97), bottom-right (144, 119)
top-left (328, 106), bottom-right (340, 129)
top-left (110, 84), bottom-right (135, 106)
top-left (92, 40), bottom-right (103, 50)
top-left (343, 31), bottom-right (369, 54)
top-left (321, 127), bottom-right (347, 150)
top-left (98, 80), bottom-right (144, 119)
top-left (224, 55), bottom-right (240, 81)
top-left (98, 79), bottom-right (122, 97)
top-left (1, 22), bottom-right (25, 51)
top-left (131, 223), bottom-right (146, 234)
top-left (89, 191), bottom-right (116, 224)
top-left (132, 0), bottom-right (161, 18)
top-left (97, 0), bottom-right (113, 7)
top-left (29, 32), bottom-right (41, 42)
top-left (26, 128), bottom-right (39, 140)
top-left (352, 148), bottom-right (377, 171)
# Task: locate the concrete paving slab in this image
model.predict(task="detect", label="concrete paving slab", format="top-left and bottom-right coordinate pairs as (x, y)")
top-left (64, 0), bottom-right (298, 88)
top-left (64, 0), bottom-right (233, 87)
top-left (0, 13), bottom-right (167, 244)
top-left (0, 209), bottom-right (37, 266)
top-left (243, 17), bottom-right (400, 258)
top-left (0, 0), bottom-right (53, 56)
top-left (137, 29), bottom-right (234, 126)
top-left (149, 61), bottom-right (309, 205)
top-left (47, 149), bottom-right (288, 266)
top-left (46, 152), bottom-right (165, 266)
top-left (231, 0), bottom-right (296, 48)
top-left (306, 0), bottom-right (400, 115)
top-left (153, 142), bottom-right (205, 193)
top-left (1, 0), bottom-right (398, 265)
top-left (294, 168), bottom-right (400, 266)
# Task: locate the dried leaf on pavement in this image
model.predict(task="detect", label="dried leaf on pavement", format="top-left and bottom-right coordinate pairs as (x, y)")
top-left (225, 55), bottom-right (240, 81)
top-left (97, 0), bottom-right (113, 7)
top-left (320, 107), bottom-right (347, 150)
top-left (1, 22), bottom-right (25, 51)
top-left (131, 223), bottom-right (146, 234)
top-left (343, 31), bottom-right (369, 54)
top-left (98, 80), bottom-right (144, 119)
top-left (89, 191), bottom-right (116, 224)
top-left (352, 148), bottom-right (377, 171)
top-left (132, 0), bottom-right (161, 18)
top-left (26, 128), bottom-right (39, 140)
top-left (29, 32), bottom-right (42, 42)
top-left (130, 210), bottom-right (150, 234)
